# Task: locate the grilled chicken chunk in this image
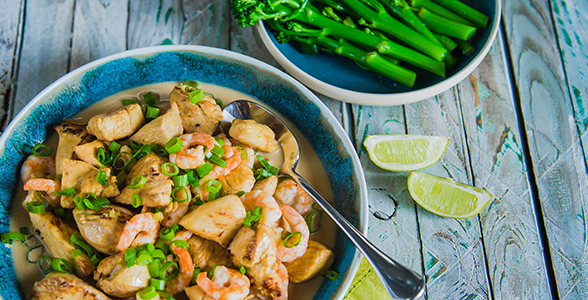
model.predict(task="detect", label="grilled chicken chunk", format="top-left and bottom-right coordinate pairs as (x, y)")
top-left (115, 179), bottom-right (172, 207)
top-left (73, 204), bottom-right (134, 255)
top-left (179, 195), bottom-right (246, 247)
top-left (169, 86), bottom-right (223, 134)
top-left (30, 212), bottom-right (96, 277)
top-left (87, 103), bottom-right (144, 141)
top-left (252, 175), bottom-right (278, 195)
top-left (229, 119), bottom-right (279, 152)
top-left (219, 163), bottom-right (255, 196)
top-left (31, 272), bottom-right (111, 300)
top-left (73, 140), bottom-right (106, 168)
top-left (130, 102), bottom-right (183, 146)
top-left (185, 285), bottom-right (215, 300)
top-left (94, 252), bottom-right (150, 298)
top-left (228, 223), bottom-right (285, 297)
top-left (55, 122), bottom-right (92, 175)
top-left (187, 234), bottom-right (233, 272)
top-left (60, 159), bottom-right (119, 208)
top-left (283, 239), bottom-right (334, 283)
top-left (125, 152), bottom-right (169, 185)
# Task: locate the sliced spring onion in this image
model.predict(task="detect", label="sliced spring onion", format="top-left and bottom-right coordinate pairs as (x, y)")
top-left (213, 136), bottom-right (224, 147)
top-left (159, 227), bottom-right (175, 241)
top-left (208, 265), bottom-right (217, 278)
top-left (169, 240), bottom-right (189, 251)
top-left (125, 247), bottom-right (137, 268)
top-left (134, 144), bottom-right (152, 160)
top-left (138, 286), bottom-right (157, 300)
top-left (185, 80), bottom-right (199, 89)
top-left (189, 89), bottom-right (204, 104)
top-left (148, 259), bottom-right (163, 278)
top-left (152, 206), bottom-right (166, 214)
top-left (51, 257), bottom-right (76, 274)
top-left (146, 106), bottom-right (160, 119)
top-left (96, 170), bottom-right (109, 186)
top-left (165, 137), bottom-right (183, 154)
top-left (160, 261), bottom-right (180, 281)
top-left (256, 155), bottom-right (279, 175)
top-left (96, 147), bottom-right (112, 166)
top-left (236, 145), bottom-right (248, 160)
top-left (154, 240), bottom-right (169, 255)
top-left (131, 194), bottom-right (142, 208)
top-left (161, 162), bottom-right (179, 176)
top-left (137, 252), bottom-right (153, 266)
top-left (210, 145), bottom-right (225, 157)
top-left (27, 201), bottom-right (45, 214)
top-left (172, 186), bottom-right (190, 203)
top-left (151, 249), bottom-right (166, 260)
top-left (306, 210), bottom-right (322, 233)
top-left (254, 168), bottom-right (272, 180)
top-left (130, 141), bottom-right (143, 152)
top-left (191, 268), bottom-right (201, 285)
top-left (214, 98), bottom-right (223, 106)
top-left (122, 99), bottom-right (137, 106)
top-left (151, 278), bottom-right (166, 291)
top-left (31, 143), bottom-right (53, 157)
top-left (186, 170), bottom-right (199, 187)
top-left (129, 176), bottom-right (147, 189)
top-left (38, 255), bottom-right (53, 275)
top-left (71, 249), bottom-right (82, 258)
top-left (137, 243), bottom-right (155, 254)
top-left (143, 92), bottom-right (157, 106)
top-left (73, 196), bottom-right (85, 210)
top-left (27, 245), bottom-right (45, 263)
top-left (151, 143), bottom-right (168, 156)
top-left (282, 232), bottom-right (302, 248)
top-left (171, 223), bottom-right (180, 232)
top-left (20, 226), bottom-right (28, 235)
top-left (70, 233), bottom-right (94, 257)
top-left (243, 206), bottom-right (262, 227)
top-left (324, 270), bottom-right (339, 280)
top-left (205, 180), bottom-right (222, 194)
top-left (113, 152), bottom-right (134, 171)
top-left (53, 187), bottom-right (76, 196)
top-left (194, 197), bottom-right (205, 205)
top-left (236, 191), bottom-right (246, 197)
top-left (196, 162), bottom-right (213, 178)
top-left (173, 174), bottom-right (188, 187)
top-left (1, 232), bottom-right (26, 244)
top-left (240, 266), bottom-right (246, 274)
top-left (90, 252), bottom-right (102, 265)
top-left (109, 141), bottom-right (121, 153)
top-left (207, 153), bottom-right (227, 167)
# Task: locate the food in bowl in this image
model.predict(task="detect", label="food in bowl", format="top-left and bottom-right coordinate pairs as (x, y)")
top-left (7, 82), bottom-right (337, 300)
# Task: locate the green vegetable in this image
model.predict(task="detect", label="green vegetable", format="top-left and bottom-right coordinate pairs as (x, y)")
top-left (31, 143), bottom-right (53, 157)
top-left (429, 0), bottom-right (489, 28)
top-left (416, 7), bottom-right (476, 40)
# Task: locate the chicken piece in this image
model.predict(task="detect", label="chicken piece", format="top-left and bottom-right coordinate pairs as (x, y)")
top-left (125, 152), bottom-right (169, 185)
top-left (219, 163), bottom-right (255, 196)
top-left (169, 86), bottom-right (223, 135)
top-left (60, 159), bottom-right (119, 208)
top-left (187, 234), bottom-right (233, 272)
top-left (283, 239), bottom-right (335, 283)
top-left (227, 223), bottom-right (285, 297)
top-left (87, 103), bottom-right (144, 141)
top-left (252, 175), bottom-right (278, 195)
top-left (94, 252), bottom-right (150, 298)
top-left (115, 179), bottom-right (172, 207)
top-left (130, 102), bottom-right (183, 146)
top-left (73, 204), bottom-right (134, 255)
top-left (55, 122), bottom-right (92, 175)
top-left (179, 195), bottom-right (246, 247)
top-left (185, 285), bottom-right (215, 300)
top-left (30, 212), bottom-right (96, 277)
top-left (73, 140), bottom-right (106, 168)
top-left (229, 119), bottom-right (279, 152)
top-left (31, 272), bottom-right (111, 300)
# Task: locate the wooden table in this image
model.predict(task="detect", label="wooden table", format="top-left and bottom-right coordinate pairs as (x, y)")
top-left (1, 0), bottom-right (587, 299)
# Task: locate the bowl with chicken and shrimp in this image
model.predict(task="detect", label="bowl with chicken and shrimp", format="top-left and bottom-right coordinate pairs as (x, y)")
top-left (0, 46), bottom-right (368, 300)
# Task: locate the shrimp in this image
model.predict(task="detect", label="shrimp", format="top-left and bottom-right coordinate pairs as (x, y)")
top-left (241, 190), bottom-right (282, 227)
top-left (201, 145), bottom-right (242, 181)
top-left (276, 205), bottom-right (310, 263)
top-left (230, 140), bottom-right (255, 168)
top-left (273, 263), bottom-right (289, 300)
top-left (274, 179), bottom-right (314, 216)
top-left (117, 212), bottom-right (160, 251)
top-left (162, 201), bottom-right (190, 227)
top-left (165, 244), bottom-right (194, 295)
top-left (23, 178), bottom-right (60, 207)
top-left (169, 133), bottom-right (216, 169)
top-left (21, 154), bottom-right (56, 183)
top-left (197, 266), bottom-right (250, 300)
top-left (169, 229), bottom-right (193, 242)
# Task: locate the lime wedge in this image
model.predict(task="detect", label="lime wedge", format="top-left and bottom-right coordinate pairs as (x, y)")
top-left (363, 135), bottom-right (450, 172)
top-left (407, 172), bottom-right (492, 218)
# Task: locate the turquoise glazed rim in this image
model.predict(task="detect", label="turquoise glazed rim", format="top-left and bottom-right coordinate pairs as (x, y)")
top-left (0, 46), bottom-right (368, 300)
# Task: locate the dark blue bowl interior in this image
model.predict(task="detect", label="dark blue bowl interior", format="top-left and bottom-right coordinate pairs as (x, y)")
top-left (264, 0), bottom-right (496, 93)
top-left (0, 49), bottom-right (361, 300)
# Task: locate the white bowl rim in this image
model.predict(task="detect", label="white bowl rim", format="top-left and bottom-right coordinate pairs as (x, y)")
top-left (256, 0), bottom-right (502, 106)
top-left (1, 45), bottom-right (369, 300)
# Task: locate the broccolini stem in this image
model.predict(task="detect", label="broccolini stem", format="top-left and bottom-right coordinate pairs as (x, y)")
top-left (377, 0), bottom-right (442, 47)
top-left (341, 0), bottom-right (447, 61)
top-left (429, 0), bottom-right (489, 29)
top-left (454, 38), bottom-right (475, 56)
top-left (433, 33), bottom-right (458, 52)
top-left (408, 0), bottom-right (474, 27)
top-left (416, 8), bottom-right (476, 40)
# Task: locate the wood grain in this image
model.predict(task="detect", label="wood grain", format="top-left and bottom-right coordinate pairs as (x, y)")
top-left (127, 0), bottom-right (182, 49)
top-left (458, 32), bottom-right (552, 299)
top-left (0, 0), bottom-right (23, 128)
top-left (180, 0), bottom-right (230, 48)
top-left (11, 0), bottom-right (75, 119)
top-left (70, 0), bottom-right (128, 70)
top-left (503, 0), bottom-right (588, 298)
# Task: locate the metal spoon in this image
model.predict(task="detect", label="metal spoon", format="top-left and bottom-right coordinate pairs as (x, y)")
top-left (222, 100), bottom-right (425, 300)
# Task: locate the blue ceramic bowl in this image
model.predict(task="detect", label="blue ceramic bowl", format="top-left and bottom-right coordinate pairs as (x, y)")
top-left (0, 46), bottom-right (368, 300)
top-left (257, 0), bottom-right (501, 105)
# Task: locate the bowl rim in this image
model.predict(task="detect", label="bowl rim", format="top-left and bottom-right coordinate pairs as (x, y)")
top-left (0, 45), bottom-right (369, 300)
top-left (256, 0), bottom-right (502, 106)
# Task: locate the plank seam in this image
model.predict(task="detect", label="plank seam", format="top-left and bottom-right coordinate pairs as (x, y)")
top-left (66, 0), bottom-right (77, 73)
top-left (499, 15), bottom-right (559, 300)
top-left (4, 0), bottom-right (27, 128)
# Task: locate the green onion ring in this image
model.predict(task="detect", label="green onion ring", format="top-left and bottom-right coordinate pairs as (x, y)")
top-left (165, 137), bottom-right (183, 154)
top-left (172, 186), bottom-right (190, 203)
top-left (51, 257), bottom-right (76, 274)
top-left (305, 210), bottom-right (322, 234)
top-left (159, 227), bottom-right (175, 241)
top-left (324, 270), bottom-right (339, 280)
top-left (125, 247), bottom-right (137, 268)
top-left (31, 143), bottom-right (53, 157)
top-left (161, 162), bottom-right (180, 176)
top-left (1, 232), bottom-right (26, 244)
top-left (26, 201), bottom-right (45, 214)
top-left (282, 232), bottom-right (302, 248)
top-left (129, 176), bottom-right (147, 189)
top-left (138, 286), bottom-right (157, 299)
top-left (53, 187), bottom-right (76, 196)
top-left (131, 194), bottom-right (142, 208)
top-left (160, 261), bottom-right (180, 281)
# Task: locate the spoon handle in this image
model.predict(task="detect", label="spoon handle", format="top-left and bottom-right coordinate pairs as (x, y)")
top-left (294, 174), bottom-right (426, 300)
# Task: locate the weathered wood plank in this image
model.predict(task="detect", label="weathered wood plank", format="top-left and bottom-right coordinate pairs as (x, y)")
top-left (70, 0), bottom-right (128, 70)
top-left (550, 0), bottom-right (588, 162)
top-left (180, 0), bottom-right (230, 48)
top-left (229, 20), bottom-right (279, 68)
top-left (405, 90), bottom-right (490, 299)
top-left (127, 0), bottom-right (182, 49)
top-left (0, 0), bottom-right (23, 128)
top-left (11, 0), bottom-right (75, 119)
top-left (458, 31), bottom-right (552, 299)
top-left (503, 0), bottom-right (588, 298)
